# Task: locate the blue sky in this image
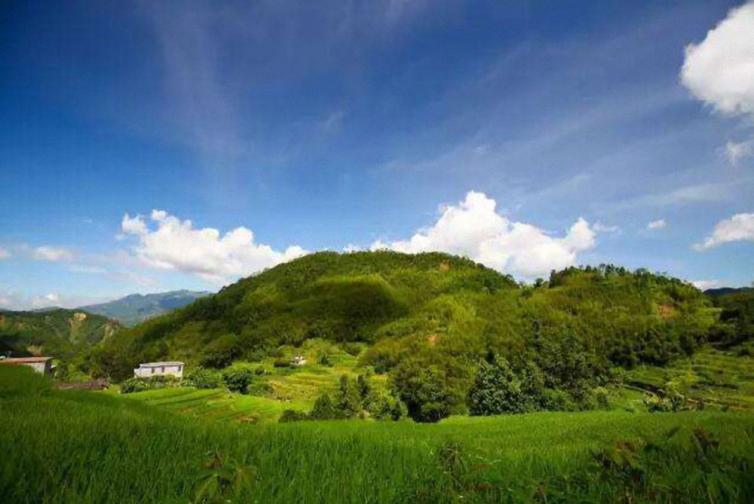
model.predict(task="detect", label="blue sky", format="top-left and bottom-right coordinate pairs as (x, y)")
top-left (1, 0), bottom-right (753, 308)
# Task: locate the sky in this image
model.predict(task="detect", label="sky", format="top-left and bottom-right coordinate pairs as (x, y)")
top-left (1, 0), bottom-right (753, 309)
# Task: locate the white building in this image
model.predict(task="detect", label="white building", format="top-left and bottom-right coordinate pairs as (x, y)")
top-left (0, 356), bottom-right (53, 375)
top-left (133, 361), bottom-right (184, 379)
top-left (291, 355), bottom-right (307, 366)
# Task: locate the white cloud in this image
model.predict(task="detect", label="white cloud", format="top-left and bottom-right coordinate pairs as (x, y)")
top-left (694, 212), bottom-right (754, 250)
top-left (647, 219), bottom-right (667, 230)
top-left (726, 139), bottom-right (754, 165)
top-left (121, 210), bottom-right (307, 284)
top-left (32, 293), bottom-right (60, 309)
top-left (370, 191), bottom-right (596, 278)
top-left (681, 2), bottom-right (754, 163)
top-left (593, 222), bottom-right (620, 233)
top-left (681, 3), bottom-right (754, 117)
top-left (0, 247), bottom-right (9, 260)
top-left (32, 246), bottom-right (75, 262)
top-left (691, 279), bottom-right (724, 291)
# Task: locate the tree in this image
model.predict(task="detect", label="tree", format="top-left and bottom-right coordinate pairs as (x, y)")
top-left (335, 375), bottom-right (362, 418)
top-left (222, 368), bottom-right (253, 394)
top-left (468, 357), bottom-right (527, 415)
top-left (390, 359), bottom-right (453, 423)
top-left (309, 393), bottom-right (340, 420)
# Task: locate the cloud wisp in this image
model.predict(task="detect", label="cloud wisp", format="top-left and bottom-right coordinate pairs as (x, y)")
top-left (647, 219), bottom-right (667, 230)
top-left (371, 191), bottom-right (597, 279)
top-left (121, 210), bottom-right (307, 284)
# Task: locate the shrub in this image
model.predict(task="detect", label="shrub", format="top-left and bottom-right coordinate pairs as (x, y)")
top-left (342, 342), bottom-right (362, 357)
top-left (120, 377), bottom-right (150, 394)
top-left (184, 368), bottom-right (222, 389)
top-left (318, 353), bottom-right (333, 367)
top-left (309, 393), bottom-right (340, 420)
top-left (222, 368), bottom-right (253, 394)
top-left (273, 359), bottom-right (290, 368)
top-left (278, 409), bottom-right (309, 423)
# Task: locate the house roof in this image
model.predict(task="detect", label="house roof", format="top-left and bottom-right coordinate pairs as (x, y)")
top-left (0, 357), bottom-right (52, 364)
top-left (138, 361), bottom-right (184, 367)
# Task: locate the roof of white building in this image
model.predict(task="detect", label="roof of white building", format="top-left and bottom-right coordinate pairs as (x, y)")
top-left (0, 356), bottom-right (52, 364)
top-left (138, 361), bottom-right (184, 368)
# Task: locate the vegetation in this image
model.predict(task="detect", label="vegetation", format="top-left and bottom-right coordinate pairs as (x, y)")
top-left (0, 309), bottom-right (120, 364)
top-left (2, 366), bottom-right (754, 503)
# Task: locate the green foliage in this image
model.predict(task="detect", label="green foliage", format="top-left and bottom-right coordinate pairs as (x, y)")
top-left (120, 375), bottom-right (180, 394)
top-left (222, 367), bottom-right (253, 394)
top-left (184, 368), bottom-right (223, 389)
top-left (309, 393), bottom-right (339, 420)
top-left (2, 367), bottom-right (754, 503)
top-left (390, 359), bottom-right (454, 422)
top-left (278, 409), bottom-right (309, 423)
top-left (708, 288), bottom-right (754, 347)
top-left (0, 309), bottom-right (119, 361)
top-left (335, 375), bottom-right (362, 418)
top-left (201, 334), bottom-right (240, 369)
top-left (468, 356), bottom-right (542, 415)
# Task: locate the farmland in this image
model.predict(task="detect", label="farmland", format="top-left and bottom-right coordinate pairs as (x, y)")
top-left (3, 366), bottom-right (754, 503)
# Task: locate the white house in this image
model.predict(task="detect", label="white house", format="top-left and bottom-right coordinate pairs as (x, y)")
top-left (133, 361), bottom-right (184, 379)
top-left (0, 356), bottom-right (53, 375)
top-left (291, 355), bottom-right (307, 366)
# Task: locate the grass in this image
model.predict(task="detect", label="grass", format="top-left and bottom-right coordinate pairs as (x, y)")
top-left (2, 365), bottom-right (754, 503)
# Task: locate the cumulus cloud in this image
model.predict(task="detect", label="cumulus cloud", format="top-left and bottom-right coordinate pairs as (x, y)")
top-left (694, 212), bottom-right (754, 250)
top-left (647, 219), bottom-right (667, 230)
top-left (32, 246), bottom-right (75, 262)
top-left (681, 2), bottom-right (754, 163)
top-left (121, 210), bottom-right (307, 283)
top-left (370, 191), bottom-right (597, 278)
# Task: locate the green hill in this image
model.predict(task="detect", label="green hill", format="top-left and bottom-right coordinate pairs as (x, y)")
top-left (93, 252), bottom-right (722, 421)
top-left (80, 290), bottom-right (211, 326)
top-left (0, 309), bottom-right (120, 360)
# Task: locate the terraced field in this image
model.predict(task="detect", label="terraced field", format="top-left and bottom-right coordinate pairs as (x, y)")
top-left (625, 345), bottom-right (754, 411)
top-left (127, 387), bottom-right (309, 423)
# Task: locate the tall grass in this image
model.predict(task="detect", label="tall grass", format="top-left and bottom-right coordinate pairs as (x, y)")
top-left (1, 366), bottom-right (753, 502)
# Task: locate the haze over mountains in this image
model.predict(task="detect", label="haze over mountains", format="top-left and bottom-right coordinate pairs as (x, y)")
top-left (79, 290), bottom-right (211, 326)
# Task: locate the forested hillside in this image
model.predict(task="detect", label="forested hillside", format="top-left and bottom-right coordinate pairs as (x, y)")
top-left (91, 251), bottom-right (725, 421)
top-left (0, 309), bottom-right (120, 360)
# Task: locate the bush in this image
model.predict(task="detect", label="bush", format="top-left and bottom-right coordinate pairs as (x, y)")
top-left (120, 377), bottom-right (150, 394)
top-left (278, 409), bottom-right (309, 423)
top-left (309, 393), bottom-right (340, 420)
top-left (318, 353), bottom-right (333, 367)
top-left (342, 342), bottom-right (362, 357)
top-left (273, 359), bottom-right (290, 368)
top-left (184, 368), bottom-right (222, 389)
top-left (120, 375), bottom-right (179, 394)
top-left (222, 368), bottom-right (253, 394)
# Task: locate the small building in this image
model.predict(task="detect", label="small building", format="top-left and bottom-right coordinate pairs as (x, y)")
top-left (133, 361), bottom-right (184, 379)
top-left (0, 356), bottom-right (53, 375)
top-left (291, 355), bottom-right (307, 367)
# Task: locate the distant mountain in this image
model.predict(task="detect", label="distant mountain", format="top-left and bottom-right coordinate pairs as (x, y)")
top-left (80, 290), bottom-right (211, 326)
top-left (704, 287), bottom-right (754, 297)
top-left (0, 309), bottom-right (120, 359)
